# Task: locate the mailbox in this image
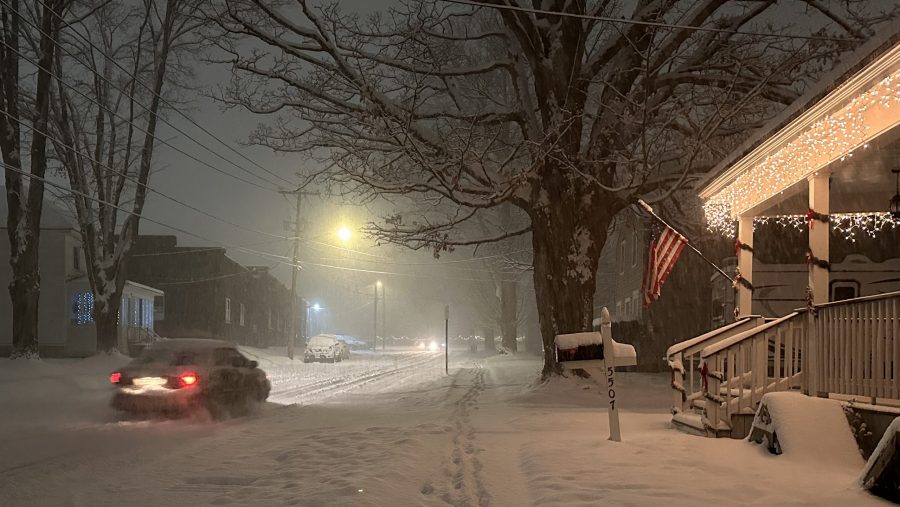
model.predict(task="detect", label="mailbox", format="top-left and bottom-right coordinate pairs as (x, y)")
top-left (555, 332), bottom-right (637, 368)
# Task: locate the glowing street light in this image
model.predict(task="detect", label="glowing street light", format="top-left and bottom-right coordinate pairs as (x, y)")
top-left (312, 303), bottom-right (322, 311)
top-left (337, 226), bottom-right (352, 242)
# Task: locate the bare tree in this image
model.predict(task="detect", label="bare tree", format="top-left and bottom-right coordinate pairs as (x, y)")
top-left (1, 0), bottom-right (71, 357)
top-left (211, 0), bottom-right (894, 376)
top-left (47, 0), bottom-right (203, 353)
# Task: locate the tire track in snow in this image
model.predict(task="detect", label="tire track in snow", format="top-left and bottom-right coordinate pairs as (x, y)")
top-left (268, 353), bottom-right (440, 405)
top-left (425, 364), bottom-right (491, 507)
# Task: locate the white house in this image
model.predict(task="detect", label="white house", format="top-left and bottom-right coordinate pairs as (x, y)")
top-left (667, 35), bottom-right (900, 437)
top-left (0, 191), bottom-right (163, 357)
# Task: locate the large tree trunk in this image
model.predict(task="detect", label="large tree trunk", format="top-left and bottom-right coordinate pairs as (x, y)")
top-left (94, 296), bottom-right (121, 353)
top-left (530, 200), bottom-right (607, 378)
top-left (92, 267), bottom-right (126, 353)
top-left (1, 0), bottom-right (65, 358)
top-left (7, 248), bottom-right (40, 357)
top-left (500, 279), bottom-right (518, 352)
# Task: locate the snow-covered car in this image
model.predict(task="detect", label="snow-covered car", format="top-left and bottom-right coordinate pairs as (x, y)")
top-left (109, 339), bottom-right (270, 418)
top-left (304, 335), bottom-right (344, 363)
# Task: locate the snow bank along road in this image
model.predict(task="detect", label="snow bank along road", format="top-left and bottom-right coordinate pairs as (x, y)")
top-left (0, 350), bottom-right (890, 506)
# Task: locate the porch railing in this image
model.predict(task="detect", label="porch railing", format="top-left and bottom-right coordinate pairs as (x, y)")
top-left (696, 290), bottom-right (900, 433)
top-left (811, 291), bottom-right (900, 401)
top-left (666, 316), bottom-right (765, 416)
top-left (701, 311), bottom-right (806, 432)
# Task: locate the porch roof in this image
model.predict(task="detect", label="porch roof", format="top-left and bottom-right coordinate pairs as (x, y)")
top-left (699, 31), bottom-right (900, 230)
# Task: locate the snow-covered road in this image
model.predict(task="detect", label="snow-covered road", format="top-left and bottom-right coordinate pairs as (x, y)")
top-left (0, 349), bottom-right (890, 506)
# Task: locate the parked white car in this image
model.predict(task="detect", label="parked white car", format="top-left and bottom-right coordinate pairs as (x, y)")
top-left (304, 335), bottom-right (344, 363)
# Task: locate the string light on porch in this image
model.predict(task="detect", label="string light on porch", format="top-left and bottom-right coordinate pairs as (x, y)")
top-left (704, 70), bottom-right (900, 235)
top-left (752, 212), bottom-right (900, 241)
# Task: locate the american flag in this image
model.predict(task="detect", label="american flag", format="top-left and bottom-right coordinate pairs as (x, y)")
top-left (642, 220), bottom-right (688, 306)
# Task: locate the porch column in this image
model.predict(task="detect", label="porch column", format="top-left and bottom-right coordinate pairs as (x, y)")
top-left (808, 173), bottom-right (830, 305)
top-left (806, 172), bottom-right (830, 397)
top-left (736, 215), bottom-right (753, 318)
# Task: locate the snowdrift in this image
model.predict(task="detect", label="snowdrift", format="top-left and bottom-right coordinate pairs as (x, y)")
top-left (749, 392), bottom-right (863, 471)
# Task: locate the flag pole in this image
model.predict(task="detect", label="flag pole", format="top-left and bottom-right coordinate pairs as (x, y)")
top-left (637, 199), bottom-right (734, 284)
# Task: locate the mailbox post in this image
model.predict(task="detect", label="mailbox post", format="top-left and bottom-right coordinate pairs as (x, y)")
top-left (555, 307), bottom-right (634, 442)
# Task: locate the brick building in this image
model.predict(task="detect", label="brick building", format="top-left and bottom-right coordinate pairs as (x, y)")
top-left (125, 236), bottom-right (294, 347)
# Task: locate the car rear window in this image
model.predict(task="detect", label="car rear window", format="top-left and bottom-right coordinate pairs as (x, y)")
top-left (132, 348), bottom-right (208, 366)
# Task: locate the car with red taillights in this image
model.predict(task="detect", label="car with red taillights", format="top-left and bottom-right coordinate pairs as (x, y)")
top-left (109, 338), bottom-right (270, 418)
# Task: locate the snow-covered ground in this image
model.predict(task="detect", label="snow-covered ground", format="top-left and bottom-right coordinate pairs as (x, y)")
top-left (0, 349), bottom-right (890, 506)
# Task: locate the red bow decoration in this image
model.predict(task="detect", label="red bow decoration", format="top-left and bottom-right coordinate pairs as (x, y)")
top-left (806, 208), bottom-right (815, 229)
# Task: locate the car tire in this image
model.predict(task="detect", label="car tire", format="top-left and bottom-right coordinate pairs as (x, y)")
top-left (204, 392), bottom-right (230, 420)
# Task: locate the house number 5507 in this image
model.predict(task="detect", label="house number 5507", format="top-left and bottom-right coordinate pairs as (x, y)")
top-left (607, 366), bottom-right (616, 410)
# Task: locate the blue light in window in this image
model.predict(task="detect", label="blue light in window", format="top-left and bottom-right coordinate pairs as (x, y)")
top-left (72, 292), bottom-right (94, 325)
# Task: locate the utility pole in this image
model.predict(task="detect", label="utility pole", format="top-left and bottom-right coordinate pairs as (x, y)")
top-left (444, 305), bottom-right (449, 374)
top-left (381, 283), bottom-right (386, 351)
top-left (281, 189), bottom-right (304, 360)
top-left (373, 281), bottom-right (380, 351)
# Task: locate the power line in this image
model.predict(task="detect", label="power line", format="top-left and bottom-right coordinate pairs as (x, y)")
top-left (0, 159), bottom-right (295, 265)
top-left (0, 107), bottom-right (294, 243)
top-left (1, 0), bottom-right (291, 190)
top-left (8, 96), bottom-right (504, 268)
top-left (2, 38), bottom-right (491, 266)
top-left (441, 0), bottom-right (863, 42)
top-left (1, 160), bottom-right (534, 285)
top-left (0, 38), bottom-right (281, 194)
top-left (29, 0), bottom-right (295, 187)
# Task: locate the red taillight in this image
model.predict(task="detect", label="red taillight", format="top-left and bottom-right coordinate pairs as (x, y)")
top-left (109, 372), bottom-right (122, 384)
top-left (178, 372), bottom-right (198, 388)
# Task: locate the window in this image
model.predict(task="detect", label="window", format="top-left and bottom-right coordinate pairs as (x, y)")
top-left (225, 298), bottom-right (232, 324)
top-left (632, 290), bottom-right (641, 318)
top-left (73, 246), bottom-right (80, 271)
top-left (72, 291), bottom-right (94, 325)
top-left (268, 310), bottom-right (273, 330)
top-left (831, 281), bottom-right (859, 302)
top-left (154, 295), bottom-right (165, 321)
top-left (239, 303), bottom-right (245, 327)
top-left (632, 230), bottom-right (638, 267)
top-left (141, 299), bottom-right (153, 328)
top-left (619, 240), bottom-right (626, 275)
top-left (615, 301), bottom-right (622, 319)
top-left (624, 297), bottom-right (632, 320)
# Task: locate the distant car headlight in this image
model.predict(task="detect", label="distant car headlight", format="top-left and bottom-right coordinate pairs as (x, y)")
top-left (417, 342), bottom-right (425, 349)
top-left (428, 341), bottom-right (438, 352)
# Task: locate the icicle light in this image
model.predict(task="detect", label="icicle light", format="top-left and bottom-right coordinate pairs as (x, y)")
top-left (752, 212), bottom-right (900, 242)
top-left (704, 71), bottom-right (900, 235)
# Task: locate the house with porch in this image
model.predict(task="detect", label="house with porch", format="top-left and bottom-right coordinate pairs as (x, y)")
top-left (0, 192), bottom-right (163, 357)
top-left (667, 35), bottom-right (900, 439)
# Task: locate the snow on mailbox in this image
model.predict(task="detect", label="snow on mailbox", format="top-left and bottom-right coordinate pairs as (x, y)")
top-left (554, 332), bottom-right (637, 368)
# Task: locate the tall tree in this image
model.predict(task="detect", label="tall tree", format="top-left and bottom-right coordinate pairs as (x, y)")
top-left (212, 0), bottom-right (894, 375)
top-left (0, 0), bottom-right (70, 358)
top-left (47, 0), bottom-right (202, 352)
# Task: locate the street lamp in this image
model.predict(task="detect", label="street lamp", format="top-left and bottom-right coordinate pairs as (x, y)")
top-left (337, 226), bottom-right (352, 243)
